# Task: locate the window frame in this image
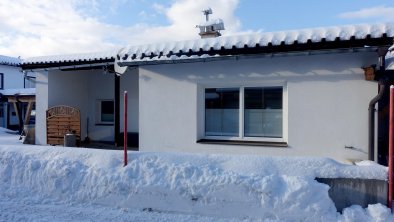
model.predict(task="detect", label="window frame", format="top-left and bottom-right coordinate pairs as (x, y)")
top-left (95, 99), bottom-right (115, 125)
top-left (201, 82), bottom-right (288, 143)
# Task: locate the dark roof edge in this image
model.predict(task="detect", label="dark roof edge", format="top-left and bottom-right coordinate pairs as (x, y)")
top-left (21, 58), bottom-right (114, 70)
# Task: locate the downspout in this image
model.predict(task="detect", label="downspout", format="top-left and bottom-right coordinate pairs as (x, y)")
top-left (368, 81), bottom-right (386, 160)
top-left (368, 47), bottom-right (389, 161)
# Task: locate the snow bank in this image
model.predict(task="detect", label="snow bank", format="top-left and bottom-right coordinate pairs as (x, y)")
top-left (0, 146), bottom-right (332, 220)
top-left (0, 128), bottom-right (392, 221)
top-left (0, 144), bottom-right (392, 221)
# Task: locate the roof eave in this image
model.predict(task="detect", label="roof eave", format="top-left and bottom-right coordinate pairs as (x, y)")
top-left (21, 58), bottom-right (114, 70)
top-left (119, 36), bottom-right (394, 66)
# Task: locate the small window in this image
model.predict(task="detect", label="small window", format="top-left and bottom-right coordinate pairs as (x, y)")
top-left (0, 73), bottom-right (3, 89)
top-left (96, 100), bottom-right (114, 124)
top-left (204, 86), bottom-right (284, 141)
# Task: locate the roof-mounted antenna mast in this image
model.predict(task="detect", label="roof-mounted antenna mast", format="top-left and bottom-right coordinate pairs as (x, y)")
top-left (196, 8), bottom-right (225, 39)
top-left (202, 8), bottom-right (212, 22)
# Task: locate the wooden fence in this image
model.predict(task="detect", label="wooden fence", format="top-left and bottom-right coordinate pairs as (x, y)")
top-left (46, 106), bottom-right (81, 146)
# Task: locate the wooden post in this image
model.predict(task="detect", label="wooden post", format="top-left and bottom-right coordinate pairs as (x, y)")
top-left (12, 101), bottom-right (23, 133)
top-left (24, 101), bottom-right (34, 125)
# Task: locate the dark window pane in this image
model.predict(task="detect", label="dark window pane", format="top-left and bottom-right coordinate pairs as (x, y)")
top-left (205, 88), bottom-right (239, 136)
top-left (101, 101), bottom-right (114, 122)
top-left (244, 87), bottom-right (282, 138)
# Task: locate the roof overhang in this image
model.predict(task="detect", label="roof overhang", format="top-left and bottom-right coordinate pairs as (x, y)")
top-left (117, 23), bottom-right (394, 67)
top-left (118, 38), bottom-right (391, 67)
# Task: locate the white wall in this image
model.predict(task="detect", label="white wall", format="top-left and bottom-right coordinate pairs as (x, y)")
top-left (35, 71), bottom-right (48, 144)
top-left (120, 68), bottom-right (139, 132)
top-left (138, 51), bottom-right (378, 162)
top-left (0, 65), bottom-right (26, 128)
top-left (86, 71), bottom-right (115, 141)
top-left (0, 64), bottom-right (24, 89)
top-left (35, 68), bottom-right (139, 145)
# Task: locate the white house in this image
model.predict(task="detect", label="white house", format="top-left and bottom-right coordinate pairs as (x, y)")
top-left (0, 55), bottom-right (35, 131)
top-left (22, 23), bottom-right (394, 163)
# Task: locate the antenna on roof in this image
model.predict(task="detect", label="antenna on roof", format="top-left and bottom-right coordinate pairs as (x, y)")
top-left (202, 8), bottom-right (212, 21)
top-left (196, 8), bottom-right (225, 39)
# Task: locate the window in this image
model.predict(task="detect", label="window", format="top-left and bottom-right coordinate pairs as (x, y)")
top-left (204, 86), bottom-right (284, 141)
top-left (0, 73), bottom-right (3, 89)
top-left (244, 87), bottom-right (283, 138)
top-left (205, 88), bottom-right (239, 136)
top-left (96, 100), bottom-right (114, 124)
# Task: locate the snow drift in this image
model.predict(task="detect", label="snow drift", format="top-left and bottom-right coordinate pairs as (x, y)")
top-left (0, 143), bottom-right (392, 221)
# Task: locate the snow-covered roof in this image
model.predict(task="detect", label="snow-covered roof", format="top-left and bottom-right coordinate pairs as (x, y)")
top-left (0, 55), bottom-right (21, 66)
top-left (22, 49), bottom-right (117, 65)
top-left (0, 88), bottom-right (35, 96)
top-left (20, 23), bottom-right (394, 69)
top-left (118, 23), bottom-right (394, 64)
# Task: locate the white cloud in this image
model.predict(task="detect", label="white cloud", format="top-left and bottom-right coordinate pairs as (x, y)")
top-left (0, 0), bottom-right (241, 58)
top-left (338, 6), bottom-right (394, 21)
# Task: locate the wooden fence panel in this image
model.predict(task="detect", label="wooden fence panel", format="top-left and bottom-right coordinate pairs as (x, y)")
top-left (46, 106), bottom-right (81, 146)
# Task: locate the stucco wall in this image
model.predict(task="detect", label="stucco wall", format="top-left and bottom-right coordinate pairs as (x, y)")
top-left (120, 68), bottom-right (139, 133)
top-left (0, 64), bottom-right (24, 89)
top-left (0, 65), bottom-right (27, 127)
top-left (138, 51), bottom-right (378, 162)
top-left (35, 71), bottom-right (48, 145)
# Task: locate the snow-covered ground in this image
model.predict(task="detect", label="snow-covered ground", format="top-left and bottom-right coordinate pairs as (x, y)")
top-left (0, 128), bottom-right (393, 221)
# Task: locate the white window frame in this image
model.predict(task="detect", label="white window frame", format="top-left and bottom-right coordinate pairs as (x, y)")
top-left (95, 99), bottom-right (114, 125)
top-left (201, 82), bottom-right (288, 143)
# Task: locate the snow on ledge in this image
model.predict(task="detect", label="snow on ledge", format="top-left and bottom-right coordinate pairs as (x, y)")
top-left (0, 88), bottom-right (36, 96)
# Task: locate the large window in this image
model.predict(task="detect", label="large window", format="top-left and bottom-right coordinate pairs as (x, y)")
top-left (205, 86), bottom-right (284, 140)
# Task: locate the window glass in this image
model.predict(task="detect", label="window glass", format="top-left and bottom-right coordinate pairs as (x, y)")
top-left (101, 100), bottom-right (114, 122)
top-left (205, 88), bottom-right (239, 136)
top-left (244, 87), bottom-right (282, 137)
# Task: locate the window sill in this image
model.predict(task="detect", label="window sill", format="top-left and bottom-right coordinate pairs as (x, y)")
top-left (197, 139), bottom-right (288, 147)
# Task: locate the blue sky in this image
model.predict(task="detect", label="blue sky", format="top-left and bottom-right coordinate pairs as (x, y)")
top-left (0, 0), bottom-right (393, 57)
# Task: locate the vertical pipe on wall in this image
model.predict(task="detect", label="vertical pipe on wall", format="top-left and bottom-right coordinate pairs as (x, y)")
top-left (388, 85), bottom-right (394, 210)
top-left (369, 81), bottom-right (386, 161)
top-left (124, 91), bottom-right (128, 167)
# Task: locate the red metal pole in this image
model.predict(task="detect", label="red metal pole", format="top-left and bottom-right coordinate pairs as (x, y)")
top-left (389, 85), bottom-right (394, 209)
top-left (123, 91), bottom-right (128, 167)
